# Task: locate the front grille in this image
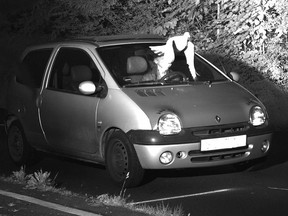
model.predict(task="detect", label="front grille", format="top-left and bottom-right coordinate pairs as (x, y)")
top-left (185, 123), bottom-right (251, 163)
top-left (192, 123), bottom-right (249, 137)
top-left (189, 147), bottom-right (249, 163)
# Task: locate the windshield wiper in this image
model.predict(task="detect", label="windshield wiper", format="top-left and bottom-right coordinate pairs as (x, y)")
top-left (123, 81), bottom-right (165, 87)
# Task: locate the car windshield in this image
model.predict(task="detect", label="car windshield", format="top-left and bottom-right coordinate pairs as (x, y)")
top-left (97, 43), bottom-right (228, 87)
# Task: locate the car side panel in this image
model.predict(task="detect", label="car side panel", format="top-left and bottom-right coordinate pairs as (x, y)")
top-left (6, 79), bottom-right (47, 147)
top-left (97, 88), bottom-right (151, 135)
top-left (40, 89), bottom-right (99, 154)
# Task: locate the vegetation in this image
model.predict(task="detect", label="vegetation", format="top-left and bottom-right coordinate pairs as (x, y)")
top-left (1, 0), bottom-right (288, 89)
top-left (1, 167), bottom-right (186, 216)
top-left (7, 166), bottom-right (59, 191)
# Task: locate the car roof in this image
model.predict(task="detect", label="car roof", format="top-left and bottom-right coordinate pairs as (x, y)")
top-left (69, 34), bottom-right (166, 47)
top-left (22, 34), bottom-right (167, 55)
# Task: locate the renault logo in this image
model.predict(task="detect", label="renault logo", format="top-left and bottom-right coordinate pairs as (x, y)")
top-left (215, 115), bottom-right (221, 123)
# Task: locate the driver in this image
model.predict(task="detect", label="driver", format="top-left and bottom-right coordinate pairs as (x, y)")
top-left (141, 57), bottom-right (163, 81)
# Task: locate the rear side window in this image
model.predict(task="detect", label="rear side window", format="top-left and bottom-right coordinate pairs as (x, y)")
top-left (16, 48), bottom-right (53, 88)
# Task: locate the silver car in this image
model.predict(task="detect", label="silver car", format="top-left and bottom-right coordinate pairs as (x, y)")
top-left (6, 34), bottom-right (272, 187)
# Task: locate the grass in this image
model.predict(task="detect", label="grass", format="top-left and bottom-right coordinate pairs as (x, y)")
top-left (2, 166), bottom-right (72, 196)
top-left (11, 166), bottom-right (28, 184)
top-left (90, 193), bottom-right (186, 216)
top-left (135, 203), bottom-right (185, 216)
top-left (1, 167), bottom-right (187, 216)
top-left (26, 169), bottom-right (57, 190)
top-left (8, 166), bottom-right (56, 190)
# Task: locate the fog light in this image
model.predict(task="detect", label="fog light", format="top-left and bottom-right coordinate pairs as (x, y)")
top-left (159, 151), bottom-right (173, 165)
top-left (261, 140), bottom-right (270, 153)
top-left (176, 151), bottom-right (187, 159)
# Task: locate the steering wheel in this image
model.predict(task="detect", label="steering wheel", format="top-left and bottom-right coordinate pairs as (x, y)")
top-left (159, 71), bottom-right (188, 82)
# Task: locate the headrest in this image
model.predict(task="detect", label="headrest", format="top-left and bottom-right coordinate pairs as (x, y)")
top-left (127, 56), bottom-right (148, 74)
top-left (71, 65), bottom-right (93, 82)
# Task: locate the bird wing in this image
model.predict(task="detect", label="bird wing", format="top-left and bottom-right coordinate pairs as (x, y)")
top-left (149, 45), bottom-right (167, 55)
top-left (184, 41), bottom-right (198, 80)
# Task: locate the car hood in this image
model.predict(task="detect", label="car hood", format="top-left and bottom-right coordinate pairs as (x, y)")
top-left (122, 81), bottom-right (262, 128)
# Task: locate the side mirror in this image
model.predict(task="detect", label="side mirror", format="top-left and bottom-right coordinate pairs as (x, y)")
top-left (79, 81), bottom-right (96, 95)
top-left (229, 72), bottom-right (240, 82)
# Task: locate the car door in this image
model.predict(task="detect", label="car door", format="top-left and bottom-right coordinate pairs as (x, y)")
top-left (39, 47), bottom-right (102, 155)
top-left (11, 48), bottom-right (53, 147)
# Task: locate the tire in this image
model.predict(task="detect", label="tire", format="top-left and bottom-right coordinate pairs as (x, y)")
top-left (7, 122), bottom-right (35, 166)
top-left (105, 131), bottom-right (145, 188)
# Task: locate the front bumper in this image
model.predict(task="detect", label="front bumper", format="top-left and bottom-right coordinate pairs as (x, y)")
top-left (128, 125), bottom-right (272, 169)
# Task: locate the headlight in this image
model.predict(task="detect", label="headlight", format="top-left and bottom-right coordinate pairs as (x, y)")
top-left (158, 113), bottom-right (182, 135)
top-left (249, 105), bottom-right (266, 126)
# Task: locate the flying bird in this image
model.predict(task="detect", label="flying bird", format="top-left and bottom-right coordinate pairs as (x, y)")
top-left (150, 32), bottom-right (197, 80)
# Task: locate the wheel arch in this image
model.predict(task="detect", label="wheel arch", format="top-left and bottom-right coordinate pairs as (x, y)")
top-left (102, 128), bottom-right (145, 187)
top-left (100, 127), bottom-right (121, 160)
top-left (5, 115), bottom-right (20, 133)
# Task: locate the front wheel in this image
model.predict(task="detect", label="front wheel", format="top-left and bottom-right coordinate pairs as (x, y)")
top-left (105, 131), bottom-right (145, 188)
top-left (7, 122), bottom-right (35, 165)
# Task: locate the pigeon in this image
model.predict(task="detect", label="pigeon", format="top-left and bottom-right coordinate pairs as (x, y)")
top-left (150, 32), bottom-right (197, 80)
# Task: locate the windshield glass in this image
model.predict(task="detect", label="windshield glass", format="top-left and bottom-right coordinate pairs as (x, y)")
top-left (97, 43), bottom-right (228, 87)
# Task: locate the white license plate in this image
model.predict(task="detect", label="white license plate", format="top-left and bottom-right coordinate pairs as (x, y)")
top-left (201, 135), bottom-right (247, 152)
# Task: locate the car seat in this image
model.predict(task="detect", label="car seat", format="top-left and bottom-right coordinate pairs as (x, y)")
top-left (126, 56), bottom-right (148, 83)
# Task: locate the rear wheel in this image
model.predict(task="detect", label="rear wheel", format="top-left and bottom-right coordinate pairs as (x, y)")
top-left (105, 131), bottom-right (145, 188)
top-left (7, 122), bottom-right (35, 165)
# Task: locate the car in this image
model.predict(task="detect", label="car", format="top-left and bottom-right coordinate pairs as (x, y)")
top-left (5, 34), bottom-right (272, 187)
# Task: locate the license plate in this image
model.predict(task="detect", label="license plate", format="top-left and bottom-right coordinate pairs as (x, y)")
top-left (201, 135), bottom-right (247, 152)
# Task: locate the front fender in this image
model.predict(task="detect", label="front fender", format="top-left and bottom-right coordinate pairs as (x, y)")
top-left (97, 89), bottom-right (152, 134)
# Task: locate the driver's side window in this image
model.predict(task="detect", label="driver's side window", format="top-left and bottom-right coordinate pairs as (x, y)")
top-left (48, 47), bottom-right (101, 94)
